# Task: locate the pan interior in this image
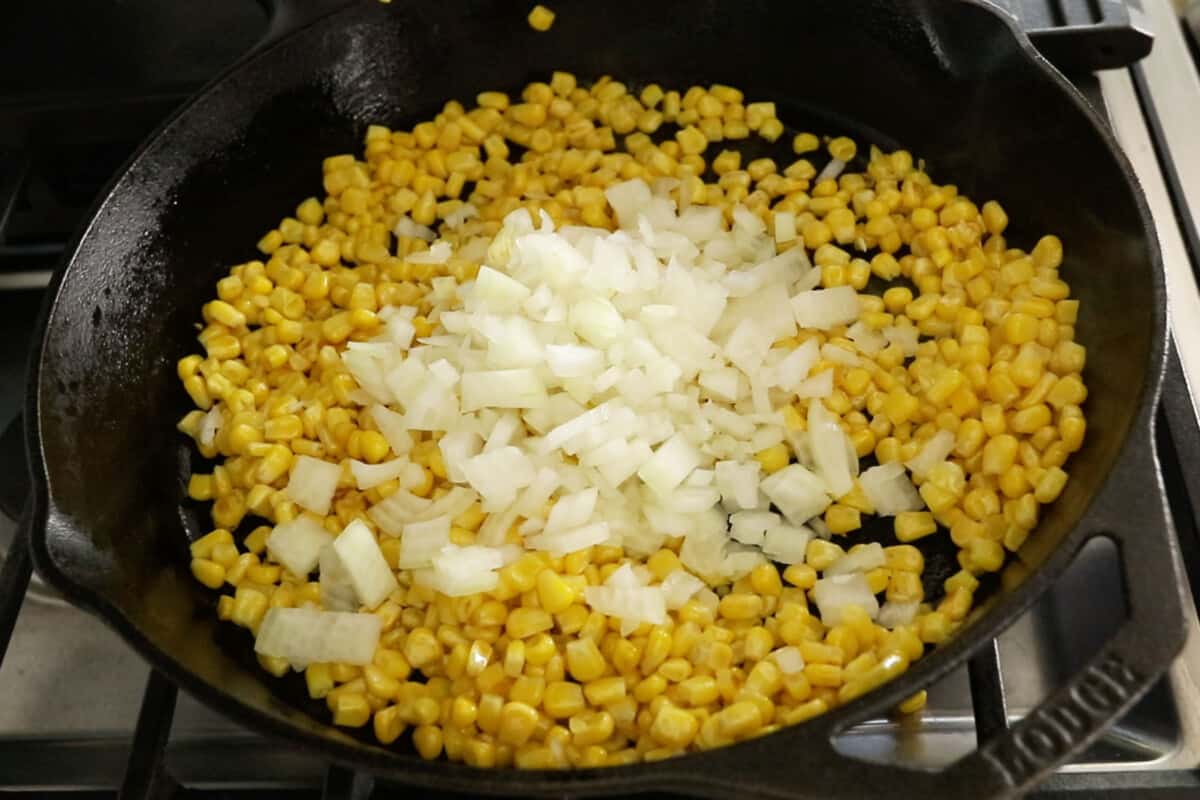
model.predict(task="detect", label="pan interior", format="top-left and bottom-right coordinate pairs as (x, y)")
top-left (32, 0), bottom-right (1156, 771)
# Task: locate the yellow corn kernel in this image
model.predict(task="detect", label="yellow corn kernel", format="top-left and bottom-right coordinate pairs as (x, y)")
top-left (754, 443), bottom-right (790, 474)
top-left (569, 709), bottom-right (615, 747)
top-left (536, 569), bottom-right (577, 614)
top-left (505, 607), bottom-right (553, 639)
top-left (650, 704), bottom-right (700, 748)
top-left (412, 724), bottom-right (443, 760)
top-left (716, 700), bottom-right (764, 739)
top-left (782, 563), bottom-right (817, 589)
top-left (566, 637), bottom-right (607, 683)
top-left (894, 511), bottom-right (937, 543)
top-left (1034, 466), bottom-right (1069, 503)
top-left (719, 593), bottom-right (764, 621)
top-left (544, 681), bottom-right (586, 718)
top-left (331, 692), bottom-right (371, 727)
top-left (509, 675), bottom-right (545, 708)
top-left (824, 504), bottom-right (861, 534)
top-left (403, 627), bottom-right (441, 668)
top-left (497, 701), bottom-right (539, 746)
top-left (190, 558), bottom-right (225, 589)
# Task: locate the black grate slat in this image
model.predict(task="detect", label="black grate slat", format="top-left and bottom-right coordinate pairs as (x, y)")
top-left (0, 514), bottom-right (32, 667)
top-left (967, 639), bottom-right (1010, 745)
top-left (119, 671), bottom-right (180, 800)
top-left (322, 765), bottom-right (374, 800)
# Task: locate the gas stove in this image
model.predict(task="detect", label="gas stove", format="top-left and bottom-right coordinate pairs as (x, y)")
top-left (2, 1), bottom-right (1200, 796)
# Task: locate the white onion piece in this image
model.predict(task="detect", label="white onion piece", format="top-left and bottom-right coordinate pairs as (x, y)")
top-left (514, 468), bottom-right (561, 517)
top-left (199, 406), bottom-right (223, 447)
top-left (821, 343), bottom-right (859, 366)
top-left (772, 338), bottom-right (820, 391)
top-left (729, 510), bottom-right (780, 547)
top-left (883, 324), bottom-right (920, 357)
top-left (286, 456), bottom-right (342, 516)
top-left (438, 431), bottom-right (483, 483)
top-left (331, 520), bottom-right (398, 610)
top-left (394, 216), bottom-right (435, 241)
top-left (368, 405), bottom-right (413, 456)
top-left (526, 522), bottom-right (611, 556)
top-left (760, 463), bottom-right (830, 524)
top-left (318, 544), bottom-right (359, 612)
top-left (825, 542), bottom-right (886, 576)
top-left (415, 487), bottom-right (479, 522)
top-left (461, 369), bottom-right (547, 411)
top-left (431, 544), bottom-right (503, 596)
top-left (461, 446), bottom-right (536, 507)
top-left (808, 399), bottom-right (854, 498)
top-left (794, 368), bottom-right (835, 399)
top-left (407, 241), bottom-right (452, 264)
top-left (815, 157), bottom-right (846, 184)
top-left (878, 600), bottom-right (921, 628)
top-left (367, 489), bottom-right (433, 536)
top-left (769, 646), bottom-right (806, 674)
top-left (859, 463), bottom-right (924, 515)
top-left (906, 429), bottom-right (956, 479)
top-left (546, 344), bottom-right (604, 378)
top-left (791, 286), bottom-right (860, 330)
top-left (774, 212), bottom-right (797, 244)
top-left (637, 433), bottom-right (702, 497)
top-left (660, 569), bottom-right (705, 609)
top-left (544, 488), bottom-right (598, 535)
top-left (761, 524), bottom-right (813, 564)
top-left (349, 457), bottom-right (423, 491)
top-left (266, 517), bottom-right (333, 577)
top-left (255, 608), bottom-right (381, 668)
top-left (812, 573), bottom-right (880, 626)
top-left (397, 516), bottom-right (451, 569)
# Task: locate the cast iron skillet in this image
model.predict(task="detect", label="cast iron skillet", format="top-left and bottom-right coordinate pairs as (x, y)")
top-left (16, 0), bottom-right (1188, 797)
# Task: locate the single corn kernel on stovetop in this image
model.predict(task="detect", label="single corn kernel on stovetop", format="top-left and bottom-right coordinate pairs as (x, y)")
top-left (176, 68), bottom-right (1086, 767)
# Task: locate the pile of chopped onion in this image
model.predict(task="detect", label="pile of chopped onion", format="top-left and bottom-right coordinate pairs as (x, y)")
top-left (272, 177), bottom-right (938, 640)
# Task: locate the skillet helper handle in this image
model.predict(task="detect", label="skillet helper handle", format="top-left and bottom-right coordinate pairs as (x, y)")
top-left (634, 423), bottom-right (1186, 800)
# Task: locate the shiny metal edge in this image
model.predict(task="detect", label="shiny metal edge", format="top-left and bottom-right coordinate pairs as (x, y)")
top-left (1094, 36), bottom-right (1200, 779)
top-left (0, 271), bottom-right (52, 291)
top-left (1123, 0), bottom-right (1200, 421)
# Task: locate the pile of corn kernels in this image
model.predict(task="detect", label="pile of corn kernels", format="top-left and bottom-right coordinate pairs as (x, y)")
top-left (179, 72), bottom-right (1087, 768)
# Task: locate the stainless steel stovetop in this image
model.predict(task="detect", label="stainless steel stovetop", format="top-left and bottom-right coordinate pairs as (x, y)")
top-left (1, 0), bottom-right (1199, 795)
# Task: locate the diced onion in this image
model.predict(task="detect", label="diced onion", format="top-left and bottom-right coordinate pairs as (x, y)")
top-left (266, 517), bottom-right (333, 577)
top-left (431, 544), bottom-right (503, 596)
top-left (660, 569), bottom-right (705, 609)
top-left (769, 646), bottom-right (806, 674)
top-left (878, 600), bottom-right (921, 628)
top-left (761, 524), bottom-right (813, 564)
top-left (332, 520), bottom-right (399, 610)
top-left (285, 455), bottom-right (342, 516)
top-left (906, 429), bottom-right (956, 479)
top-left (637, 433), bottom-right (701, 497)
top-left (760, 463), bottom-right (830, 524)
top-left (825, 542), bottom-right (886, 576)
top-left (807, 399), bottom-right (854, 498)
top-left (255, 608), bottom-right (381, 668)
top-left (397, 516), bottom-right (451, 569)
top-left (811, 573), bottom-right (881, 626)
top-left (730, 510), bottom-right (781, 547)
top-left (859, 463), bottom-right (924, 515)
top-left (790, 286), bottom-right (860, 330)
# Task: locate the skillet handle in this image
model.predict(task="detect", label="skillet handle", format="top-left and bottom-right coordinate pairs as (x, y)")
top-left (633, 419), bottom-right (1186, 800)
